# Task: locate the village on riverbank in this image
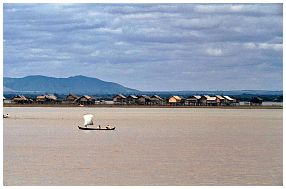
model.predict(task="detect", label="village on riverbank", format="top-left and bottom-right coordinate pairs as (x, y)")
top-left (3, 93), bottom-right (277, 107)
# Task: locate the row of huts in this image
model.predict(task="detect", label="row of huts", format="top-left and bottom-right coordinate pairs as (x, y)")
top-left (3, 94), bottom-right (264, 106)
top-left (113, 94), bottom-right (241, 106)
top-left (116, 95), bottom-right (264, 106)
top-left (4, 94), bottom-right (96, 105)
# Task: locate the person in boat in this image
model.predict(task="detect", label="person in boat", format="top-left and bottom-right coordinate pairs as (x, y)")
top-left (99, 125), bottom-right (101, 129)
top-left (106, 125), bottom-right (110, 129)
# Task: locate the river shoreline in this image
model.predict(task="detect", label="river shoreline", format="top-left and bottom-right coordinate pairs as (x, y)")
top-left (3, 104), bottom-right (282, 109)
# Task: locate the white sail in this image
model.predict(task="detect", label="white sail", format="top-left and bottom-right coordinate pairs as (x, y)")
top-left (83, 114), bottom-right (94, 126)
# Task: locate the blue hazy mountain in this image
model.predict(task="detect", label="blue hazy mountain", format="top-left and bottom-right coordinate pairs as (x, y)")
top-left (4, 75), bottom-right (139, 94)
top-left (3, 75), bottom-right (282, 96)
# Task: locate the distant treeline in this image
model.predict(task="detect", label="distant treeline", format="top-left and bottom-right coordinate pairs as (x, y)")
top-left (231, 94), bottom-right (283, 102)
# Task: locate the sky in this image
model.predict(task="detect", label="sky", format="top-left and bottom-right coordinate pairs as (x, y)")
top-left (3, 3), bottom-right (283, 91)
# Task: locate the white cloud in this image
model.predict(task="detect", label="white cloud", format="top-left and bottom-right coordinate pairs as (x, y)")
top-left (3, 3), bottom-right (283, 90)
top-left (96, 27), bottom-right (123, 34)
top-left (244, 42), bottom-right (256, 49)
top-left (230, 5), bottom-right (244, 12)
top-left (194, 4), bottom-right (282, 15)
top-left (206, 48), bottom-right (224, 56)
top-left (258, 43), bottom-right (282, 51)
top-left (244, 42), bottom-right (282, 51)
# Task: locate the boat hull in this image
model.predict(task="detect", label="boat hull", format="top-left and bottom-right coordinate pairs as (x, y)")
top-left (78, 126), bottom-right (115, 130)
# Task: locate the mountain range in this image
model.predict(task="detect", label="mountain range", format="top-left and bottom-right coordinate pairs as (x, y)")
top-left (3, 75), bottom-right (282, 96)
top-left (4, 75), bottom-right (139, 95)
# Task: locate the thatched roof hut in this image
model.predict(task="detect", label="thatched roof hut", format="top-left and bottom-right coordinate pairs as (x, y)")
top-left (137, 95), bottom-right (151, 105)
top-left (186, 95), bottom-right (201, 105)
top-left (223, 96), bottom-right (235, 105)
top-left (76, 95), bottom-right (95, 105)
top-left (168, 96), bottom-right (184, 106)
top-left (126, 95), bottom-right (138, 105)
top-left (36, 94), bottom-right (57, 104)
top-left (199, 95), bottom-right (217, 106)
top-left (11, 95), bottom-right (31, 104)
top-left (150, 95), bottom-right (164, 105)
top-left (168, 96), bottom-right (181, 103)
top-left (113, 94), bottom-right (127, 104)
top-left (64, 93), bottom-right (79, 103)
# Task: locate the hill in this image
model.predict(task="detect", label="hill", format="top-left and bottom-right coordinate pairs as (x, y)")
top-left (4, 75), bottom-right (139, 95)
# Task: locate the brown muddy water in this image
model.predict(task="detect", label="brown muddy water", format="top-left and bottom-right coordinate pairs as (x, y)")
top-left (3, 107), bottom-right (282, 185)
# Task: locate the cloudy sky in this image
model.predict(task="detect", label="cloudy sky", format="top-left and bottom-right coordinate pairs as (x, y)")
top-left (3, 3), bottom-right (283, 91)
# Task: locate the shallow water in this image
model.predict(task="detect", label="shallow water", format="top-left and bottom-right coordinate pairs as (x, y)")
top-left (3, 107), bottom-right (282, 185)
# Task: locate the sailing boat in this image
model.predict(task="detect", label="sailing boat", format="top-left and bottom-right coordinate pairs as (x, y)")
top-left (78, 114), bottom-right (115, 130)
